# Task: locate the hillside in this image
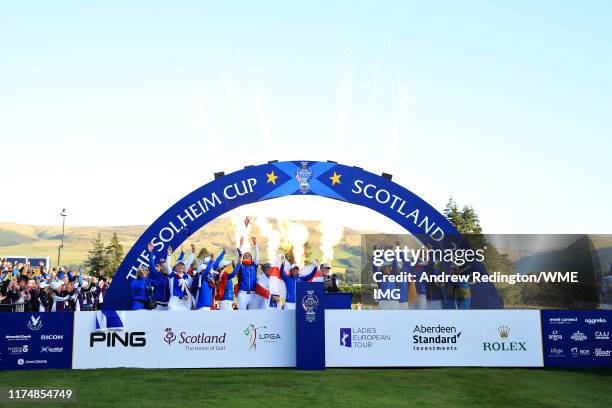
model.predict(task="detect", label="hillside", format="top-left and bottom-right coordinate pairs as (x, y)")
top-left (0, 219), bottom-right (364, 273)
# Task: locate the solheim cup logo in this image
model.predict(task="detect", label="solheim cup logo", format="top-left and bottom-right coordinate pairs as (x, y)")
top-left (295, 162), bottom-right (313, 193)
top-left (27, 315), bottom-right (43, 331)
top-left (164, 328), bottom-right (176, 345)
top-left (302, 290), bottom-right (319, 322)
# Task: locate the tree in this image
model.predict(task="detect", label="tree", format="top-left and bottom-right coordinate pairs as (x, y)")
top-left (443, 197), bottom-right (482, 236)
top-left (84, 233), bottom-right (108, 277)
top-left (105, 233), bottom-right (124, 277)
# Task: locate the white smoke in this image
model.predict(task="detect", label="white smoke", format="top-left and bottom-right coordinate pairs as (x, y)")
top-left (278, 220), bottom-right (309, 267)
top-left (254, 217), bottom-right (281, 262)
top-left (318, 220), bottom-right (344, 264)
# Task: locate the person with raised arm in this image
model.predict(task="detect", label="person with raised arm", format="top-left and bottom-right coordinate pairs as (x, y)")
top-left (278, 256), bottom-right (320, 310)
top-left (216, 259), bottom-right (238, 310)
top-left (167, 245), bottom-right (195, 311)
top-left (146, 242), bottom-right (178, 310)
top-left (193, 248), bottom-right (225, 310)
top-left (234, 236), bottom-right (260, 310)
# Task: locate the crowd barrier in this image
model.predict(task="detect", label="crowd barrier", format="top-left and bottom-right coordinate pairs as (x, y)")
top-left (1, 308), bottom-right (610, 370)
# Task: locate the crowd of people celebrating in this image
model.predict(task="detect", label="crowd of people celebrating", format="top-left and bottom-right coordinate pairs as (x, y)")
top-left (0, 259), bottom-right (111, 312)
top-left (2, 237), bottom-right (472, 313)
top-left (131, 235), bottom-right (339, 311)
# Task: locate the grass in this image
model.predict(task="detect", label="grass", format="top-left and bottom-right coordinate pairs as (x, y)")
top-left (0, 367), bottom-right (610, 408)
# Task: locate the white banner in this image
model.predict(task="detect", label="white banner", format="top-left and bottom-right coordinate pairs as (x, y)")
top-left (73, 311), bottom-right (295, 369)
top-left (325, 310), bottom-right (543, 367)
top-left (73, 311), bottom-right (162, 369)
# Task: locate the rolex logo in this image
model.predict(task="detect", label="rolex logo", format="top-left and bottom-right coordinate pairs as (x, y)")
top-left (498, 325), bottom-right (510, 339)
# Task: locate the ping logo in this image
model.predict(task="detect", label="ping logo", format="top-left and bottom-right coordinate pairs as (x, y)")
top-left (90, 331), bottom-right (146, 347)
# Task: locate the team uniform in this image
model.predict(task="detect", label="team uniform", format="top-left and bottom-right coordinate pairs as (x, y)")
top-left (193, 250), bottom-right (225, 310)
top-left (234, 245), bottom-right (260, 310)
top-left (279, 263), bottom-right (319, 310)
top-left (216, 261), bottom-right (238, 310)
top-left (425, 264), bottom-right (444, 309)
top-left (147, 252), bottom-right (170, 310)
top-left (130, 276), bottom-right (152, 310)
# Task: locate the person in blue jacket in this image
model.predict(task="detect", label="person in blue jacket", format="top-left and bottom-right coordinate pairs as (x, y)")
top-left (425, 262), bottom-right (445, 309)
top-left (217, 259), bottom-right (238, 310)
top-left (193, 249), bottom-right (225, 311)
top-left (146, 243), bottom-right (171, 310)
top-left (233, 236), bottom-right (260, 310)
top-left (130, 266), bottom-right (153, 310)
top-left (279, 259), bottom-right (319, 310)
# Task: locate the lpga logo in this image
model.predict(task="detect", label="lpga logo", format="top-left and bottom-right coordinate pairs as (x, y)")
top-left (244, 324), bottom-right (266, 351)
top-left (164, 328), bottom-right (177, 345)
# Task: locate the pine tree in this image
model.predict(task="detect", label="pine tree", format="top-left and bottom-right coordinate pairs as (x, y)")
top-left (84, 233), bottom-right (109, 277)
top-left (105, 233), bottom-right (124, 277)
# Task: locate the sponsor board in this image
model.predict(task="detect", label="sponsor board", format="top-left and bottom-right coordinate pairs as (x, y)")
top-left (541, 310), bottom-right (612, 367)
top-left (158, 311), bottom-right (294, 368)
top-left (325, 310), bottom-right (543, 367)
top-left (73, 311), bottom-right (161, 369)
top-left (0, 313), bottom-right (73, 370)
top-left (73, 311), bottom-right (294, 369)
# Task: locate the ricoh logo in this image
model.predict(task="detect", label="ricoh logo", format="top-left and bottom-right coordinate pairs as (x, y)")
top-left (41, 334), bottom-right (63, 340)
top-left (89, 331), bottom-right (147, 347)
top-left (585, 318), bottom-right (606, 325)
top-left (570, 331), bottom-right (587, 341)
top-left (483, 325), bottom-right (527, 352)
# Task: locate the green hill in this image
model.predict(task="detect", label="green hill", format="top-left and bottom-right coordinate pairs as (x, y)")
top-left (0, 219), bottom-right (364, 273)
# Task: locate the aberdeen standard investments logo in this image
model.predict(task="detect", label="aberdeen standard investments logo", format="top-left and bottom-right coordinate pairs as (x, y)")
top-left (412, 324), bottom-right (462, 351)
top-left (483, 325), bottom-right (527, 352)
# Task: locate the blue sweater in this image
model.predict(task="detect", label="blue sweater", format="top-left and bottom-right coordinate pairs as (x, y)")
top-left (130, 277), bottom-right (151, 310)
top-left (279, 264), bottom-right (319, 303)
top-left (148, 252), bottom-right (170, 304)
top-left (220, 264), bottom-right (239, 301)
top-left (194, 250), bottom-right (225, 309)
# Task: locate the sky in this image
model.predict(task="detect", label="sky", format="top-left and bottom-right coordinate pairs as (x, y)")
top-left (1, 1), bottom-right (611, 233)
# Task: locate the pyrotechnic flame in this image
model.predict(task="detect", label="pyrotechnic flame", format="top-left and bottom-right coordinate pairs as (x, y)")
top-left (278, 220), bottom-right (309, 267)
top-left (231, 214), bottom-right (252, 254)
top-left (254, 217), bottom-right (281, 262)
top-left (318, 220), bottom-right (344, 263)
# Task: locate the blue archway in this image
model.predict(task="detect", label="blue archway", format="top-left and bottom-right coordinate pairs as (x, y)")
top-left (104, 161), bottom-right (502, 310)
